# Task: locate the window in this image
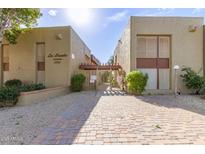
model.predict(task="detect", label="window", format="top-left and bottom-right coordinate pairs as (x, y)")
top-left (36, 43), bottom-right (45, 71)
top-left (136, 35), bottom-right (170, 90)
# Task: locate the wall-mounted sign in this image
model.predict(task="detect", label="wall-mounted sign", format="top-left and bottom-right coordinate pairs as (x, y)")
top-left (48, 53), bottom-right (68, 64)
top-left (90, 75), bottom-right (97, 83)
top-left (90, 79), bottom-right (95, 83)
top-left (91, 75), bottom-right (97, 80)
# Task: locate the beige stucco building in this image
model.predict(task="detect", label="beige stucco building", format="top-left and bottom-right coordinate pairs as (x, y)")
top-left (114, 16), bottom-right (204, 93)
top-left (0, 26), bottom-right (99, 88)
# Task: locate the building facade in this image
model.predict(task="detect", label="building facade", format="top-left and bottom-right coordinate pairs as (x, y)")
top-left (0, 26), bottom-right (99, 88)
top-left (114, 16), bottom-right (204, 93)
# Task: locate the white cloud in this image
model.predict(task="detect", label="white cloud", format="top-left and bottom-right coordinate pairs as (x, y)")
top-left (107, 10), bottom-right (128, 22)
top-left (103, 10), bottom-right (129, 28)
top-left (138, 8), bottom-right (175, 16)
top-left (157, 8), bottom-right (174, 11)
top-left (192, 8), bottom-right (201, 14)
top-left (48, 9), bottom-right (57, 16)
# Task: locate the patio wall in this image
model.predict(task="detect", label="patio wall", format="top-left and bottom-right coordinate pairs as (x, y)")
top-left (18, 86), bottom-right (69, 106)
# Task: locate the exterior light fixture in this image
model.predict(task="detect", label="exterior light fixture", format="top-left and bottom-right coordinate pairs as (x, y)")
top-left (174, 65), bottom-right (179, 70)
top-left (173, 65), bottom-right (180, 97)
top-left (56, 33), bottom-right (63, 40)
top-left (71, 53), bottom-right (75, 59)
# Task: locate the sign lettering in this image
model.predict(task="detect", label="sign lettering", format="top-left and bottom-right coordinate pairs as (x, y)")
top-left (47, 53), bottom-right (68, 64)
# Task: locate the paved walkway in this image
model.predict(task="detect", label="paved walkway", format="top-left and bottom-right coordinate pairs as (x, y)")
top-left (32, 89), bottom-right (205, 144)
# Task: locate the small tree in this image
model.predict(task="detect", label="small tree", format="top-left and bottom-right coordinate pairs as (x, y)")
top-left (0, 8), bottom-right (42, 45)
top-left (71, 74), bottom-right (86, 92)
top-left (180, 66), bottom-right (205, 94)
top-left (107, 55), bottom-right (114, 65)
top-left (126, 71), bottom-right (148, 95)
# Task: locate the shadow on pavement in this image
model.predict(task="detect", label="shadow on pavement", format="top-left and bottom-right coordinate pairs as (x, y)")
top-left (136, 95), bottom-right (205, 117)
top-left (31, 91), bottom-right (101, 144)
top-left (31, 84), bottom-right (126, 145)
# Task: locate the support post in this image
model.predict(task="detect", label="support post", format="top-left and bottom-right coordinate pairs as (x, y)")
top-left (95, 66), bottom-right (98, 95)
top-left (174, 65), bottom-right (180, 97)
top-left (174, 69), bottom-right (177, 97)
top-left (109, 65), bottom-right (112, 90)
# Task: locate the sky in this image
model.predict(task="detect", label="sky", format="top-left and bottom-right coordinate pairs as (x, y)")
top-left (37, 8), bottom-right (205, 63)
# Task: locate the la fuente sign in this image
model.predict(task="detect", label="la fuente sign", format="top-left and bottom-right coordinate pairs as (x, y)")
top-left (48, 53), bottom-right (68, 64)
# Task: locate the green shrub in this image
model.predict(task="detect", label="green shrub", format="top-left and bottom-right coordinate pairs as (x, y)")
top-left (0, 79), bottom-right (45, 107)
top-left (126, 71), bottom-right (148, 95)
top-left (5, 79), bottom-right (22, 87)
top-left (180, 66), bottom-right (205, 94)
top-left (0, 86), bottom-right (20, 107)
top-left (101, 72), bottom-right (110, 82)
top-left (71, 73), bottom-right (86, 92)
top-left (111, 78), bottom-right (118, 87)
top-left (20, 83), bottom-right (45, 92)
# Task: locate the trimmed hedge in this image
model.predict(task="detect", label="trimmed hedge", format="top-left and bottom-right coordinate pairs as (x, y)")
top-left (0, 79), bottom-right (46, 107)
top-left (71, 73), bottom-right (86, 92)
top-left (5, 79), bottom-right (22, 87)
top-left (20, 83), bottom-right (45, 92)
top-left (126, 71), bottom-right (148, 95)
top-left (0, 86), bottom-right (20, 107)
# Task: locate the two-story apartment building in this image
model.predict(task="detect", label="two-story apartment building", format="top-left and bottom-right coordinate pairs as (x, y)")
top-left (114, 16), bottom-right (204, 93)
top-left (0, 26), bottom-right (99, 88)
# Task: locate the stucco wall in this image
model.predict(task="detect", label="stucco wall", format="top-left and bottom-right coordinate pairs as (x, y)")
top-left (18, 86), bottom-right (69, 106)
top-left (2, 32), bottom-right (36, 83)
top-left (130, 16), bottom-right (204, 92)
top-left (2, 26), bottom-right (70, 87)
top-left (43, 27), bottom-right (70, 87)
top-left (69, 28), bottom-right (91, 87)
top-left (114, 21), bottom-right (131, 74)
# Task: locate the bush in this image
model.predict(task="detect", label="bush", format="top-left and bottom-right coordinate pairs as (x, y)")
top-left (1, 78), bottom-right (45, 107)
top-left (180, 67), bottom-right (205, 94)
top-left (0, 86), bottom-right (20, 107)
top-left (126, 71), bottom-right (148, 95)
top-left (111, 78), bottom-right (118, 87)
top-left (71, 73), bottom-right (86, 92)
top-left (101, 72), bottom-right (110, 82)
top-left (5, 79), bottom-right (22, 87)
top-left (20, 83), bottom-right (45, 92)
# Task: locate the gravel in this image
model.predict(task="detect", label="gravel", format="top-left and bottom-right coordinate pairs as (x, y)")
top-left (0, 92), bottom-right (205, 145)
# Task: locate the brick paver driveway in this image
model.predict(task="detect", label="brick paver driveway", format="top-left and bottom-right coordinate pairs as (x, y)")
top-left (32, 89), bottom-right (205, 144)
